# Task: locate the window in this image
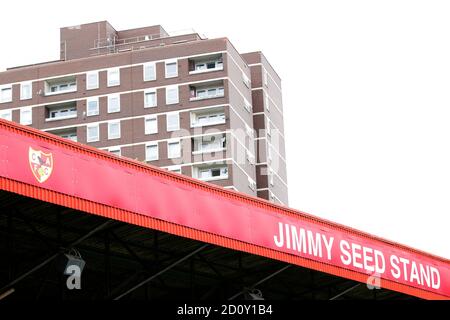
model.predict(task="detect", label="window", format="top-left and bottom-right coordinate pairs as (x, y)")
top-left (87, 97), bottom-right (99, 116)
top-left (167, 140), bottom-right (181, 159)
top-left (194, 60), bottom-right (223, 71)
top-left (198, 166), bottom-right (228, 181)
top-left (144, 90), bottom-right (157, 108)
top-left (109, 147), bottom-right (121, 156)
top-left (146, 143), bottom-right (159, 161)
top-left (0, 86), bottom-right (12, 103)
top-left (191, 109), bottom-right (226, 127)
top-left (265, 93), bottom-right (270, 112)
top-left (167, 165), bottom-right (182, 174)
top-left (20, 82), bottom-right (32, 100)
top-left (87, 124), bottom-right (99, 142)
top-left (166, 112), bottom-right (180, 131)
top-left (145, 116), bottom-right (158, 134)
top-left (107, 68), bottom-right (120, 87)
top-left (46, 77), bottom-right (77, 95)
top-left (263, 70), bottom-right (269, 87)
top-left (242, 73), bottom-right (251, 88)
top-left (166, 85), bottom-right (179, 105)
top-left (0, 110), bottom-right (12, 121)
top-left (194, 135), bottom-right (226, 153)
top-left (108, 121), bottom-right (121, 139)
top-left (48, 105), bottom-right (77, 120)
top-left (143, 62), bottom-right (156, 81)
top-left (189, 54), bottom-right (224, 74)
top-left (59, 132), bottom-right (77, 142)
top-left (20, 108), bottom-right (32, 125)
top-left (165, 60), bottom-right (178, 78)
top-left (192, 87), bottom-right (224, 100)
top-left (108, 95), bottom-right (120, 113)
top-left (86, 71), bottom-right (99, 90)
top-left (244, 98), bottom-right (252, 112)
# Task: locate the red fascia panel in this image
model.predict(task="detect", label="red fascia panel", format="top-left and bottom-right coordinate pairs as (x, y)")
top-left (0, 176), bottom-right (446, 300)
top-left (0, 119), bottom-right (449, 300)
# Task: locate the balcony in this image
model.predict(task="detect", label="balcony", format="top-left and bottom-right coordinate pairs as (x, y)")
top-left (190, 106), bottom-right (226, 128)
top-left (190, 81), bottom-right (225, 102)
top-left (193, 164), bottom-right (229, 182)
top-left (45, 76), bottom-right (77, 96)
top-left (189, 54), bottom-right (223, 75)
top-left (192, 134), bottom-right (226, 155)
top-left (48, 128), bottom-right (77, 142)
top-left (45, 102), bottom-right (77, 122)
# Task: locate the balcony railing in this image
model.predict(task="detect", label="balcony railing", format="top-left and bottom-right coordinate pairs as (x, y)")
top-left (190, 87), bottom-right (225, 101)
top-left (90, 29), bottom-right (207, 56)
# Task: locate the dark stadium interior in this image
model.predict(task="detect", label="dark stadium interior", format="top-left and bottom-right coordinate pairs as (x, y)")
top-left (0, 190), bottom-right (416, 300)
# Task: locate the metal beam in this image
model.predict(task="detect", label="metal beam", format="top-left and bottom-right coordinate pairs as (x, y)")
top-left (228, 264), bottom-right (291, 300)
top-left (114, 244), bottom-right (208, 300)
top-left (0, 220), bottom-right (114, 295)
top-left (329, 283), bottom-right (361, 300)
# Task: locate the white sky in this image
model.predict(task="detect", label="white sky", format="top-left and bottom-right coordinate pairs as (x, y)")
top-left (1, 0), bottom-right (449, 258)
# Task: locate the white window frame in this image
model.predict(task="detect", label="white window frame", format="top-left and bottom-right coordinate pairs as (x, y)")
top-left (145, 115), bottom-right (158, 135)
top-left (20, 82), bottom-right (32, 100)
top-left (265, 93), bottom-right (270, 112)
top-left (145, 142), bottom-right (159, 161)
top-left (86, 123), bottom-right (99, 142)
top-left (167, 139), bottom-right (181, 159)
top-left (165, 85), bottom-right (179, 105)
top-left (20, 107), bottom-right (32, 125)
top-left (166, 112), bottom-right (180, 131)
top-left (165, 59), bottom-right (178, 78)
top-left (87, 97), bottom-right (99, 116)
top-left (0, 109), bottom-right (12, 121)
top-left (86, 71), bottom-right (99, 90)
top-left (108, 121), bottom-right (121, 140)
top-left (107, 68), bottom-right (120, 87)
top-left (0, 85), bottom-right (12, 103)
top-left (108, 94), bottom-right (121, 113)
top-left (143, 62), bottom-right (156, 81)
top-left (144, 89), bottom-right (157, 108)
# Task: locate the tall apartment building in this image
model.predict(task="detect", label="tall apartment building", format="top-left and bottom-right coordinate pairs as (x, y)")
top-left (0, 21), bottom-right (288, 205)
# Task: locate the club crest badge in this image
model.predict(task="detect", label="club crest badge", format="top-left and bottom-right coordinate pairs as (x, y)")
top-left (29, 147), bottom-right (53, 183)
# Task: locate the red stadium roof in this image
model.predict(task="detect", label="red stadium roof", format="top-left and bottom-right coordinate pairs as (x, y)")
top-left (0, 119), bottom-right (449, 300)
